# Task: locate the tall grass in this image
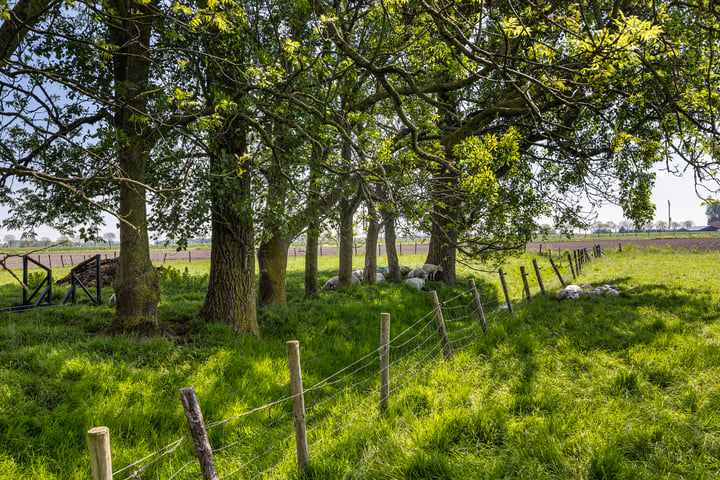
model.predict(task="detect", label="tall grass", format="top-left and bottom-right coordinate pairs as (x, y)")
top-left (0, 247), bottom-right (719, 478)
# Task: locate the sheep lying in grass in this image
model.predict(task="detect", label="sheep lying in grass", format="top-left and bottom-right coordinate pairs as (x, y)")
top-left (407, 268), bottom-right (427, 280)
top-left (421, 263), bottom-right (443, 281)
top-left (376, 273), bottom-right (386, 282)
top-left (323, 275), bottom-right (361, 290)
top-left (405, 277), bottom-right (425, 290)
top-left (557, 284), bottom-right (621, 300)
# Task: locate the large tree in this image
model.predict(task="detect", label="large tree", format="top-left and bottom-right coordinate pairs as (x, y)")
top-left (0, 0), bottom-right (210, 332)
top-left (311, 0), bottom-right (717, 282)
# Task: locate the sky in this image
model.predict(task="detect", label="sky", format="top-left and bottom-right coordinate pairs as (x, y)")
top-left (0, 164), bottom-right (717, 242)
top-left (585, 166), bottom-right (716, 228)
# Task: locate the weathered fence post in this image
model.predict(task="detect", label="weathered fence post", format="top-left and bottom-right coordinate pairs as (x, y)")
top-left (189, 250), bottom-right (192, 262)
top-left (429, 291), bottom-right (453, 360)
top-left (468, 279), bottom-right (488, 334)
top-left (286, 340), bottom-right (309, 470)
top-left (179, 386), bottom-right (219, 480)
top-left (549, 256), bottom-right (565, 286)
top-left (380, 313), bottom-right (390, 413)
top-left (532, 259), bottom-right (546, 298)
top-left (573, 250), bottom-right (579, 275)
top-left (498, 269), bottom-right (515, 318)
top-left (87, 427), bottom-right (112, 480)
top-left (618, 242), bottom-right (622, 253)
top-left (567, 252), bottom-right (576, 279)
top-left (520, 266), bottom-right (531, 301)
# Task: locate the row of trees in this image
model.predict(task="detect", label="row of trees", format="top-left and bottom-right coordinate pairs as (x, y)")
top-left (1, 0), bottom-right (719, 335)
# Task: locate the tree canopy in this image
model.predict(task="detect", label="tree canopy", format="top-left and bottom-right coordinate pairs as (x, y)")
top-left (1, 0), bottom-right (719, 330)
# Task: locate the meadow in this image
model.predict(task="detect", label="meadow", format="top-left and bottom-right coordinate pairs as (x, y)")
top-left (0, 246), bottom-right (719, 479)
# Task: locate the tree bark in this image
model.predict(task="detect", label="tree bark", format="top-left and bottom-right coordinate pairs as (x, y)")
top-left (199, 118), bottom-right (258, 336)
top-left (425, 165), bottom-right (459, 286)
top-left (107, 0), bottom-right (160, 332)
top-left (338, 193), bottom-right (361, 288)
top-left (258, 232), bottom-right (290, 307)
top-left (381, 204), bottom-right (402, 282)
top-left (363, 200), bottom-right (379, 284)
top-left (304, 222), bottom-right (319, 299)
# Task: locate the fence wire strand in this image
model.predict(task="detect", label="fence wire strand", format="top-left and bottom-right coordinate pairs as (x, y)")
top-left (113, 257), bottom-right (604, 480)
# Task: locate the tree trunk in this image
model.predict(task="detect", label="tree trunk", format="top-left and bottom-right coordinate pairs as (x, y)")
top-left (425, 167), bottom-right (459, 286)
top-left (426, 90), bottom-right (460, 286)
top-left (381, 204), bottom-right (402, 282)
top-left (107, 0), bottom-right (160, 333)
top-left (363, 201), bottom-right (379, 284)
top-left (338, 194), bottom-right (361, 288)
top-left (199, 119), bottom-right (258, 336)
top-left (304, 222), bottom-right (319, 299)
top-left (258, 233), bottom-right (290, 307)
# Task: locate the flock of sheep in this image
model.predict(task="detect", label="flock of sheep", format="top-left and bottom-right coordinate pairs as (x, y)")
top-left (323, 263), bottom-right (444, 291)
top-left (556, 284), bottom-right (621, 300)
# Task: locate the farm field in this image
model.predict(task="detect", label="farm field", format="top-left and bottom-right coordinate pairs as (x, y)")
top-left (3, 232), bottom-right (720, 271)
top-left (0, 247), bottom-right (719, 478)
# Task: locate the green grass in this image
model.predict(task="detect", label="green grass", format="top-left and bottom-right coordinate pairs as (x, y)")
top-left (1, 248), bottom-right (719, 478)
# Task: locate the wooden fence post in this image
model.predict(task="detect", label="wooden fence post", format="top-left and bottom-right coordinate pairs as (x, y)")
top-left (549, 257), bottom-right (565, 286)
top-left (498, 269), bottom-right (515, 318)
top-left (468, 279), bottom-right (488, 334)
top-left (87, 427), bottom-right (112, 480)
top-left (532, 259), bottom-right (546, 298)
top-left (567, 252), bottom-right (576, 279)
top-left (429, 291), bottom-right (453, 360)
top-left (380, 313), bottom-right (390, 413)
top-left (618, 242), bottom-right (622, 253)
top-left (520, 266), bottom-right (531, 301)
top-left (286, 340), bottom-right (309, 470)
top-left (179, 386), bottom-right (219, 480)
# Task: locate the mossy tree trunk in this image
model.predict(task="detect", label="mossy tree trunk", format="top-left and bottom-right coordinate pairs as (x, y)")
top-left (107, 0), bottom-right (160, 333)
top-left (363, 200), bottom-right (379, 284)
top-left (258, 232), bottom-right (291, 307)
top-left (426, 90), bottom-right (459, 286)
top-left (304, 221), bottom-right (319, 299)
top-left (199, 117), bottom-right (258, 336)
top-left (338, 192), bottom-right (362, 288)
top-left (381, 203), bottom-right (402, 283)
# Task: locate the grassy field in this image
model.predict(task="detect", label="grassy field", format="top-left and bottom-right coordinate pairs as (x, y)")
top-left (0, 247), bottom-right (719, 478)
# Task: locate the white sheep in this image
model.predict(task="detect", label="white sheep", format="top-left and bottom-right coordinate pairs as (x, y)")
top-left (421, 263), bottom-right (444, 280)
top-left (407, 268), bottom-right (428, 279)
top-left (323, 275), bottom-right (361, 290)
top-left (352, 268), bottom-right (364, 277)
top-left (405, 277), bottom-right (425, 290)
top-left (376, 272), bottom-right (386, 282)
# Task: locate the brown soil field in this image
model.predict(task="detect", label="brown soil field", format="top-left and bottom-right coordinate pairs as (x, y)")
top-left (527, 236), bottom-right (720, 253)
top-left (2, 236), bottom-right (717, 271)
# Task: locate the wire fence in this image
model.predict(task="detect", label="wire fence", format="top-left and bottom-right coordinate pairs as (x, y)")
top-left (90, 246), bottom-right (605, 480)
